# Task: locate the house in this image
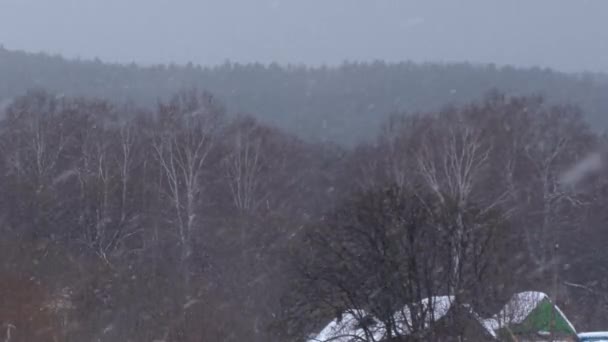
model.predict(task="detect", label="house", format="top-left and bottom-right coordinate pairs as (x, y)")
top-left (482, 291), bottom-right (577, 341)
top-left (308, 296), bottom-right (493, 341)
top-left (308, 292), bottom-right (577, 341)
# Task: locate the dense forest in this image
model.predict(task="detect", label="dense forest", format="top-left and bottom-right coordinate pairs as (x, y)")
top-left (1, 48), bottom-right (608, 341)
top-left (2, 46), bottom-right (608, 145)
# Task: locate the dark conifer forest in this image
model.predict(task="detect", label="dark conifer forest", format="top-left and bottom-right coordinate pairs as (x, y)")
top-left (3, 46), bottom-right (608, 145)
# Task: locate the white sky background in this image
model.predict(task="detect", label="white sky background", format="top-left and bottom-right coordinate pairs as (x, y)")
top-left (0, 0), bottom-right (607, 72)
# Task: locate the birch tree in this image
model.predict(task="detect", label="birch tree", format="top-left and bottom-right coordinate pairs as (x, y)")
top-left (0, 91), bottom-right (78, 239)
top-left (152, 90), bottom-right (223, 301)
top-left (222, 117), bottom-right (267, 215)
top-left (415, 108), bottom-right (496, 297)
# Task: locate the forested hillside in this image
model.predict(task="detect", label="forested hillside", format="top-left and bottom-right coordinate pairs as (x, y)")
top-left (3, 47), bottom-right (608, 341)
top-left (0, 88), bottom-right (607, 341)
top-left (2, 46), bottom-right (608, 145)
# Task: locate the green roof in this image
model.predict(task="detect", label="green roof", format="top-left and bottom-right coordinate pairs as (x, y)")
top-left (509, 298), bottom-right (576, 335)
top-left (491, 292), bottom-right (577, 340)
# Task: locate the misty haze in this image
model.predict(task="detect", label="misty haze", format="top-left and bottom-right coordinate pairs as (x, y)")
top-left (1, 1), bottom-right (608, 341)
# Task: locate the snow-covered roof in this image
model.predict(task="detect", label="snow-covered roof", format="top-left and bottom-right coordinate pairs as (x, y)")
top-left (309, 292), bottom-right (578, 341)
top-left (482, 291), bottom-right (576, 335)
top-left (480, 318), bottom-right (499, 338)
top-left (393, 296), bottom-right (454, 335)
top-left (578, 331), bottom-right (608, 340)
top-left (500, 291), bottom-right (547, 324)
top-left (308, 296), bottom-right (454, 342)
top-left (307, 309), bottom-right (385, 342)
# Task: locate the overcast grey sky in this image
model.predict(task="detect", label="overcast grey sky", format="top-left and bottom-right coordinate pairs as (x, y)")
top-left (1, 0), bottom-right (607, 72)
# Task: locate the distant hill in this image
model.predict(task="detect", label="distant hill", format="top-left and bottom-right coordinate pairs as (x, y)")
top-left (2, 46), bottom-right (608, 145)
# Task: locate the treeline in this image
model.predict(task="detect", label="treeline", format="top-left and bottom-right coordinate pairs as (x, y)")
top-left (0, 90), bottom-right (342, 341)
top-left (2, 46), bottom-right (608, 144)
top-left (1, 89), bottom-right (608, 341)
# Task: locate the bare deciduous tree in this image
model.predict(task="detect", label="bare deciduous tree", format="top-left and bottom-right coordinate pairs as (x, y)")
top-left (222, 117), bottom-right (267, 215)
top-left (291, 183), bottom-right (506, 341)
top-left (152, 90), bottom-right (223, 319)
